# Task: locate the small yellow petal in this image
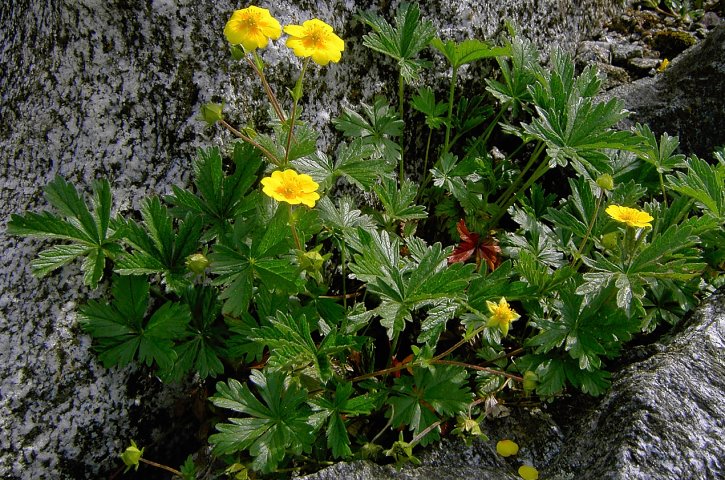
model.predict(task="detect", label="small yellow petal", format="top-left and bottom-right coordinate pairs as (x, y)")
top-left (518, 465), bottom-right (539, 480)
top-left (496, 439), bottom-right (519, 457)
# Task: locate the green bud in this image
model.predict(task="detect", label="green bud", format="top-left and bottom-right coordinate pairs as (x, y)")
top-left (230, 44), bottom-right (246, 61)
top-left (199, 103), bottom-right (223, 126)
top-left (523, 371), bottom-right (538, 393)
top-left (120, 440), bottom-right (144, 472)
top-left (596, 173), bottom-right (614, 191)
top-left (601, 232), bottom-right (619, 251)
top-left (186, 253), bottom-right (210, 274)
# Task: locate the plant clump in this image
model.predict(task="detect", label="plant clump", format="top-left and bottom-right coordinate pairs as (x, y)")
top-left (6, 3), bottom-right (724, 478)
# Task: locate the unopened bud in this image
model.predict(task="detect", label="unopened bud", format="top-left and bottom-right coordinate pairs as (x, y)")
top-left (186, 253), bottom-right (210, 274)
top-left (120, 440), bottom-right (144, 472)
top-left (596, 173), bottom-right (614, 191)
top-left (523, 371), bottom-right (538, 393)
top-left (199, 103), bottom-right (223, 126)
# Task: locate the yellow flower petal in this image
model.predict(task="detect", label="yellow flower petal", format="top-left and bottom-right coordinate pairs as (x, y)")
top-left (284, 18), bottom-right (344, 65)
top-left (518, 465), bottom-right (539, 480)
top-left (605, 204), bottom-right (653, 228)
top-left (224, 6), bottom-right (281, 51)
top-left (486, 297), bottom-right (520, 336)
top-left (261, 169), bottom-right (320, 207)
top-left (496, 439), bottom-right (519, 457)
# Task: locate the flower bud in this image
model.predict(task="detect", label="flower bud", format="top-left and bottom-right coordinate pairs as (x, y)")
top-left (186, 253), bottom-right (210, 274)
top-left (120, 440), bottom-right (144, 472)
top-left (199, 103), bottom-right (223, 126)
top-left (523, 371), bottom-right (538, 393)
top-left (596, 173), bottom-right (614, 191)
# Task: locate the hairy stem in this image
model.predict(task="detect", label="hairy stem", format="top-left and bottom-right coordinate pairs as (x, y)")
top-left (285, 57), bottom-right (310, 166)
top-left (398, 72), bottom-right (406, 182)
top-left (139, 458), bottom-right (182, 477)
top-left (219, 119), bottom-right (280, 165)
top-left (247, 53), bottom-right (286, 124)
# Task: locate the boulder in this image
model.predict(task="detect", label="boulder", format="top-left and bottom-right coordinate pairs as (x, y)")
top-left (0, 0), bottom-right (626, 477)
top-left (602, 25), bottom-right (725, 158)
top-left (299, 288), bottom-right (725, 480)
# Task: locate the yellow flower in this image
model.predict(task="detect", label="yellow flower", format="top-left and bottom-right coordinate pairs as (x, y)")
top-left (657, 58), bottom-right (670, 72)
top-left (486, 297), bottom-right (520, 336)
top-left (605, 205), bottom-right (653, 228)
top-left (284, 19), bottom-right (345, 65)
top-left (518, 465), bottom-right (539, 480)
top-left (261, 169), bottom-right (320, 207)
top-left (496, 439), bottom-right (519, 457)
top-left (224, 6), bottom-right (282, 51)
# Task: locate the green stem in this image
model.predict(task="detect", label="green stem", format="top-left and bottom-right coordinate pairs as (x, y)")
top-left (491, 152), bottom-right (550, 226)
top-left (658, 170), bottom-right (669, 207)
top-left (288, 204), bottom-right (303, 250)
top-left (416, 127), bottom-right (435, 200)
top-left (248, 53), bottom-right (286, 124)
top-left (443, 65), bottom-right (458, 155)
top-left (496, 141), bottom-right (544, 211)
top-left (572, 190), bottom-right (604, 271)
top-left (398, 72), bottom-right (406, 182)
top-left (431, 359), bottom-right (524, 382)
top-left (285, 57), bottom-right (310, 166)
top-left (461, 108), bottom-right (505, 159)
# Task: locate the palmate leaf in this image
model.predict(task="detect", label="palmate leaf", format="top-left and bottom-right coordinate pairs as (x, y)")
top-left (209, 370), bottom-right (315, 473)
top-left (115, 197), bottom-right (202, 293)
top-left (634, 123), bottom-right (686, 174)
top-left (294, 139), bottom-right (394, 192)
top-left (78, 275), bottom-right (190, 369)
top-left (521, 354), bottom-right (612, 396)
top-left (578, 221), bottom-right (704, 316)
top-left (210, 205), bottom-right (298, 316)
top-left (411, 87), bottom-right (448, 129)
top-left (430, 38), bottom-right (510, 69)
top-left (372, 177), bottom-right (428, 224)
top-left (521, 50), bottom-right (641, 176)
top-left (333, 97), bottom-right (403, 165)
top-left (388, 365), bottom-right (472, 446)
top-left (347, 230), bottom-right (475, 343)
top-left (252, 311), bottom-right (363, 382)
top-left (528, 285), bottom-right (635, 374)
top-left (166, 143), bottom-right (263, 241)
top-left (7, 176), bottom-right (122, 288)
top-left (317, 196), bottom-right (376, 234)
top-left (160, 285), bottom-right (226, 381)
top-left (309, 381), bottom-right (377, 459)
top-left (666, 154), bottom-right (725, 219)
top-left (359, 3), bottom-right (436, 83)
top-left (485, 35), bottom-right (540, 116)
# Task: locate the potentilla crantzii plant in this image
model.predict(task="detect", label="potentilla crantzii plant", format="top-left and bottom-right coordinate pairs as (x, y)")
top-left (7, 4), bottom-right (724, 477)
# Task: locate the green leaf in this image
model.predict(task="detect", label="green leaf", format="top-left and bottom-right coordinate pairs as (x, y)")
top-left (520, 50), bottom-right (642, 176)
top-left (252, 311), bottom-right (360, 382)
top-left (333, 97), bottom-right (403, 165)
top-left (372, 178), bottom-right (428, 224)
top-left (634, 123), bottom-right (686, 174)
top-left (317, 196), bottom-right (375, 234)
top-left (666, 154), bottom-right (724, 219)
top-left (7, 176), bottom-right (121, 288)
top-left (161, 285), bottom-right (226, 381)
top-left (347, 231), bottom-right (475, 342)
top-left (528, 285), bottom-right (635, 373)
top-left (166, 144), bottom-right (263, 241)
top-left (430, 38), bottom-right (509, 69)
top-left (411, 87), bottom-right (448, 130)
top-left (309, 381), bottom-right (377, 459)
top-left (209, 371), bottom-right (315, 473)
top-left (115, 197), bottom-right (202, 292)
top-left (485, 35), bottom-right (539, 116)
top-left (388, 365), bottom-right (472, 445)
top-left (78, 275), bottom-right (190, 369)
top-left (359, 3), bottom-right (436, 83)
top-left (210, 206), bottom-right (297, 315)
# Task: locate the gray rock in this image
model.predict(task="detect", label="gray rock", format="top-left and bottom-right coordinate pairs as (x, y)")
top-left (0, 0), bottom-right (625, 478)
top-left (299, 289), bottom-right (725, 480)
top-left (627, 56), bottom-right (662, 74)
top-left (603, 25), bottom-right (725, 158)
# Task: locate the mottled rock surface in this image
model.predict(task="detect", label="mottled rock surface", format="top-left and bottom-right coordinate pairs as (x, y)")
top-left (299, 290), bottom-right (725, 480)
top-left (0, 1), bottom-right (624, 478)
top-left (602, 25), bottom-right (725, 158)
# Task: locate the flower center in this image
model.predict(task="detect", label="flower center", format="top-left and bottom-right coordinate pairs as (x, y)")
top-left (305, 27), bottom-right (326, 48)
